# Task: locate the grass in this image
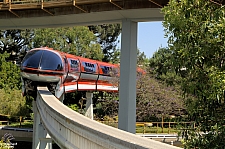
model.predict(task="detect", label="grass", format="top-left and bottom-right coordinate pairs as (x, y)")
top-left (8, 120), bottom-right (33, 128)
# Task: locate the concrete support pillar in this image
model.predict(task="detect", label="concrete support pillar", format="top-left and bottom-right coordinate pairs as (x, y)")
top-left (118, 19), bottom-right (138, 134)
top-left (85, 92), bottom-right (93, 120)
top-left (55, 84), bottom-right (65, 103)
top-left (33, 101), bottom-right (40, 149)
top-left (59, 93), bottom-right (65, 103)
top-left (32, 101), bottom-right (52, 149)
top-left (39, 124), bottom-right (52, 149)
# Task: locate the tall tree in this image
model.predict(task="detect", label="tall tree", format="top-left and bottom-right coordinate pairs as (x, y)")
top-left (32, 26), bottom-right (103, 60)
top-left (137, 49), bottom-right (148, 66)
top-left (89, 24), bottom-right (121, 63)
top-left (149, 47), bottom-right (173, 76)
top-left (149, 47), bottom-right (184, 85)
top-left (0, 29), bottom-right (33, 62)
top-left (162, 0), bottom-right (225, 148)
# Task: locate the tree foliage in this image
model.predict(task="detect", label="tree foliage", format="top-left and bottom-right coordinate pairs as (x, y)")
top-left (94, 92), bottom-right (119, 119)
top-left (149, 47), bottom-right (184, 86)
top-left (162, 0), bottom-right (225, 148)
top-left (0, 29), bottom-right (33, 62)
top-left (136, 72), bottom-right (185, 121)
top-left (137, 49), bottom-right (148, 66)
top-left (149, 47), bottom-right (173, 76)
top-left (89, 24), bottom-right (121, 62)
top-left (0, 52), bottom-right (21, 90)
top-left (0, 52), bottom-right (29, 117)
top-left (0, 89), bottom-right (29, 116)
top-left (32, 27), bottom-right (103, 60)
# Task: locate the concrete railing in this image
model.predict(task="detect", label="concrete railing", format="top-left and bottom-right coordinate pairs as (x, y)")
top-left (36, 86), bottom-right (182, 149)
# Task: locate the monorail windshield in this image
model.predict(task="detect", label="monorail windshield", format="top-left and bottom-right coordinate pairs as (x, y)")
top-left (22, 50), bottom-right (63, 71)
top-left (22, 50), bottom-right (42, 69)
top-left (40, 50), bottom-right (63, 71)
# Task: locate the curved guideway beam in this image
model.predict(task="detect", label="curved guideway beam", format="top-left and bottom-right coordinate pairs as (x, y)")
top-left (34, 86), bottom-right (182, 149)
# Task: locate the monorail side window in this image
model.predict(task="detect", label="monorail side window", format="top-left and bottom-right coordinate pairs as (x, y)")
top-left (39, 50), bottom-right (63, 71)
top-left (82, 62), bottom-right (97, 73)
top-left (100, 65), bottom-right (112, 75)
top-left (22, 50), bottom-right (43, 69)
top-left (69, 59), bottom-right (79, 71)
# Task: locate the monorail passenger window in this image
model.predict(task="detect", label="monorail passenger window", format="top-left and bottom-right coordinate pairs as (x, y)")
top-left (69, 59), bottom-right (79, 71)
top-left (82, 62), bottom-right (97, 73)
top-left (22, 50), bottom-right (43, 69)
top-left (39, 50), bottom-right (63, 71)
top-left (100, 65), bottom-right (112, 75)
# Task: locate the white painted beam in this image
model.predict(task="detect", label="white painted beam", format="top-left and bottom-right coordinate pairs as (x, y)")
top-left (35, 87), bottom-right (182, 149)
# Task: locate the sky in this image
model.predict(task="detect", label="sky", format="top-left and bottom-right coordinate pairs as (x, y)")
top-left (118, 21), bottom-right (168, 58)
top-left (137, 21), bottom-right (168, 58)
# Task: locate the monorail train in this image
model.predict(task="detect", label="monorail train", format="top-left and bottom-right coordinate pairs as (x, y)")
top-left (20, 47), bottom-right (119, 99)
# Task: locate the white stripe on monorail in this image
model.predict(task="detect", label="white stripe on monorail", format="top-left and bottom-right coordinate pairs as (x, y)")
top-left (65, 84), bottom-right (118, 92)
top-left (97, 85), bottom-right (118, 91)
top-left (36, 87), bottom-right (181, 149)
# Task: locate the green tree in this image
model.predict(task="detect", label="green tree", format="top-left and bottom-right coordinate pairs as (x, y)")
top-left (162, 0), bottom-right (225, 148)
top-left (149, 47), bottom-right (184, 86)
top-left (89, 24), bottom-right (121, 62)
top-left (32, 27), bottom-right (103, 60)
top-left (0, 89), bottom-right (29, 117)
top-left (0, 52), bottom-right (21, 90)
top-left (137, 49), bottom-right (148, 66)
top-left (0, 29), bottom-right (33, 62)
top-left (149, 47), bottom-right (172, 76)
top-left (0, 52), bottom-right (29, 117)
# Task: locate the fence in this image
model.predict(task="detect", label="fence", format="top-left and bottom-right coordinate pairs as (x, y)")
top-left (99, 121), bottom-right (196, 134)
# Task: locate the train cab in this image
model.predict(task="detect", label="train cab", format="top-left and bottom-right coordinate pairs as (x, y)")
top-left (20, 48), bottom-right (66, 97)
top-left (21, 48), bottom-right (65, 82)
